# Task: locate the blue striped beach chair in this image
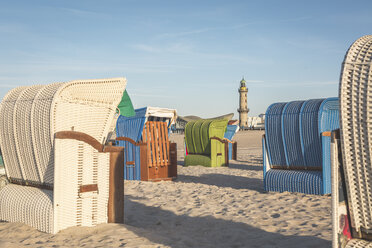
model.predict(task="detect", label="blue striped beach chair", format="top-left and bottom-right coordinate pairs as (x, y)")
top-left (262, 97), bottom-right (339, 195)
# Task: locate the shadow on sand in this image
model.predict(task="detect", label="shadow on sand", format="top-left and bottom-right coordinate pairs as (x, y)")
top-left (176, 173), bottom-right (264, 193)
top-left (124, 196), bottom-right (331, 248)
top-left (228, 162), bottom-right (263, 171)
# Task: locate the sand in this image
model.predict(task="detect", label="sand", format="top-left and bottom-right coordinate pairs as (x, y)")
top-left (0, 131), bottom-right (332, 248)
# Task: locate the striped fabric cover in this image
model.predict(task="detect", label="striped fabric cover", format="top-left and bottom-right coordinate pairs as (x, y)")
top-left (264, 169), bottom-right (323, 195)
top-left (282, 101), bottom-right (305, 167)
top-left (224, 125), bottom-right (238, 160)
top-left (300, 99), bottom-right (323, 168)
top-left (263, 97), bottom-right (339, 195)
top-left (0, 78), bottom-right (126, 233)
top-left (265, 103), bottom-right (287, 166)
top-left (339, 35), bottom-right (372, 234)
top-left (116, 109), bottom-right (146, 181)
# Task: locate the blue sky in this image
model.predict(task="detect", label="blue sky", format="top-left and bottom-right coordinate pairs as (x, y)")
top-left (0, 0), bottom-right (371, 118)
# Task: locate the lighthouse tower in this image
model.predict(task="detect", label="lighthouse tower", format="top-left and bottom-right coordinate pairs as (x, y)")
top-left (238, 77), bottom-right (249, 129)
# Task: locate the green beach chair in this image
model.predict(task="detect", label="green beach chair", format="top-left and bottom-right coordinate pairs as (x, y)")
top-left (184, 119), bottom-right (228, 167)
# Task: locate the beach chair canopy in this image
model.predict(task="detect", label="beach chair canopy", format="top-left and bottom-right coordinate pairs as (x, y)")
top-left (0, 78), bottom-right (126, 233)
top-left (116, 106), bottom-right (177, 143)
top-left (263, 97), bottom-right (339, 195)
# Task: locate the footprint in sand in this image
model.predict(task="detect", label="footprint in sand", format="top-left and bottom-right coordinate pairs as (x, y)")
top-left (271, 213), bottom-right (280, 218)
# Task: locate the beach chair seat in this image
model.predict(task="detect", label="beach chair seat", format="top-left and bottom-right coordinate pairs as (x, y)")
top-left (0, 78), bottom-right (126, 233)
top-left (263, 98), bottom-right (339, 195)
top-left (264, 169), bottom-right (323, 195)
top-left (184, 154), bottom-right (212, 167)
top-left (332, 35), bottom-right (372, 248)
top-left (184, 119), bottom-right (229, 167)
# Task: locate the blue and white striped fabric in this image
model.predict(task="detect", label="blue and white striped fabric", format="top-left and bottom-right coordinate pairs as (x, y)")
top-left (122, 140), bottom-right (141, 180)
top-left (264, 169), bottom-right (323, 195)
top-left (299, 99), bottom-right (323, 168)
top-left (281, 101), bottom-right (305, 167)
top-left (263, 97), bottom-right (339, 195)
top-left (116, 108), bottom-right (147, 180)
top-left (116, 107), bottom-right (147, 142)
top-left (265, 103), bottom-right (287, 166)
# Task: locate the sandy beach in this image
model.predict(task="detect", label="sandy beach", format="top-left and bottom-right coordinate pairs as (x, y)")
top-left (0, 131), bottom-right (332, 248)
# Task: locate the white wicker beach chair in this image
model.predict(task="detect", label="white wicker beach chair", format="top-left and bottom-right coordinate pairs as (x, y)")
top-left (0, 78), bottom-right (126, 234)
top-left (332, 35), bottom-right (372, 247)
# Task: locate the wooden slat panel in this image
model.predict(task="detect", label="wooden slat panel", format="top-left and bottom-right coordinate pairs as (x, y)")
top-left (157, 122), bottom-right (164, 166)
top-left (150, 122), bottom-right (157, 167)
top-left (153, 123), bottom-right (160, 166)
top-left (163, 122), bottom-right (170, 165)
top-left (161, 122), bottom-right (168, 165)
top-left (161, 122), bottom-right (167, 166)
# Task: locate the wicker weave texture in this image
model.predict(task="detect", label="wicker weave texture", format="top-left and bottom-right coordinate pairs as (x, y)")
top-left (0, 86), bottom-right (29, 182)
top-left (54, 138), bottom-right (110, 233)
top-left (0, 184), bottom-right (53, 233)
top-left (345, 239), bottom-right (372, 248)
top-left (0, 78), bottom-right (125, 186)
top-left (339, 35), bottom-right (372, 231)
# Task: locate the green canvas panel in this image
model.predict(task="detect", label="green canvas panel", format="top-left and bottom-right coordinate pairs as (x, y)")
top-left (185, 121), bottom-right (196, 154)
top-left (184, 154), bottom-right (211, 167)
top-left (192, 120), bottom-right (204, 154)
top-left (117, 90), bottom-right (135, 117)
top-left (200, 120), bottom-right (213, 155)
top-left (209, 119), bottom-right (228, 139)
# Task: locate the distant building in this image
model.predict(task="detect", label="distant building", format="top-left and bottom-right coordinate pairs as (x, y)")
top-left (247, 115), bottom-right (265, 130)
top-left (237, 78), bottom-right (249, 129)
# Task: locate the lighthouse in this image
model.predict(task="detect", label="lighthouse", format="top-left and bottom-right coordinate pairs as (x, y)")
top-left (238, 77), bottom-right (249, 129)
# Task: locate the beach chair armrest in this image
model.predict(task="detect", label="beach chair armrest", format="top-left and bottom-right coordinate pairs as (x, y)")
top-left (116, 136), bottom-right (143, 146)
top-left (210, 137), bottom-right (228, 166)
top-left (55, 131), bottom-right (124, 224)
top-left (55, 131), bottom-right (105, 152)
